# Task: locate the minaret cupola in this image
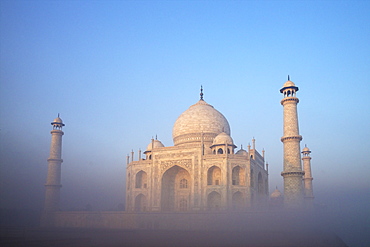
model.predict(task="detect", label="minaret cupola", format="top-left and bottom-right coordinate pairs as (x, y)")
top-left (51, 114), bottom-right (65, 130)
top-left (280, 76), bottom-right (299, 98)
top-left (302, 146), bottom-right (311, 156)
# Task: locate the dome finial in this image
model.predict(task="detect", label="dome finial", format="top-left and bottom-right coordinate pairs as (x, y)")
top-left (288, 75), bottom-right (290, 81)
top-left (200, 85), bottom-right (204, 100)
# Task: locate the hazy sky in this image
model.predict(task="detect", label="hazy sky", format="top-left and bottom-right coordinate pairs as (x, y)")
top-left (1, 1), bottom-right (369, 244)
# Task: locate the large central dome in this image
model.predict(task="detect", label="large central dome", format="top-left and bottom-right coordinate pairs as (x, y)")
top-left (172, 99), bottom-right (230, 147)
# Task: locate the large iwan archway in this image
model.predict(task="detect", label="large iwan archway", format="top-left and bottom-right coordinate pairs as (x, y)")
top-left (161, 165), bottom-right (191, 211)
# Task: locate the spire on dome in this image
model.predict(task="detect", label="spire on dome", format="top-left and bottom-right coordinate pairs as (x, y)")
top-left (288, 75), bottom-right (290, 81)
top-left (200, 85), bottom-right (204, 100)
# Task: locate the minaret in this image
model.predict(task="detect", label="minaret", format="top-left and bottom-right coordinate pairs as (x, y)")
top-left (302, 146), bottom-right (314, 208)
top-left (44, 115), bottom-right (65, 212)
top-left (280, 77), bottom-right (305, 208)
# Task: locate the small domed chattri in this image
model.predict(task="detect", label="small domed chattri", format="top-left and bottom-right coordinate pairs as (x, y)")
top-left (146, 139), bottom-right (165, 151)
top-left (212, 132), bottom-right (234, 145)
top-left (236, 146), bottom-right (248, 156)
top-left (270, 187), bottom-right (283, 198)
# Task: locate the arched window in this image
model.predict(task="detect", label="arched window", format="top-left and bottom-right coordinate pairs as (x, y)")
top-left (265, 179), bottom-right (268, 195)
top-left (207, 191), bottom-right (221, 210)
top-left (232, 166), bottom-right (240, 185)
top-left (250, 169), bottom-right (254, 187)
top-left (217, 148), bottom-right (223, 154)
top-left (127, 173), bottom-right (130, 189)
top-left (232, 191), bottom-right (244, 211)
top-left (135, 194), bottom-right (146, 212)
top-left (258, 172), bottom-right (264, 195)
top-left (180, 178), bottom-right (188, 189)
top-left (207, 166), bottom-right (221, 185)
top-left (135, 170), bottom-right (147, 189)
top-left (232, 166), bottom-right (246, 186)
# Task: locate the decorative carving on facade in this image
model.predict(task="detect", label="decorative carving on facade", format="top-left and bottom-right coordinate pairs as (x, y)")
top-left (207, 163), bottom-right (222, 169)
top-left (155, 152), bottom-right (193, 159)
top-left (207, 188), bottom-right (222, 194)
top-left (231, 163), bottom-right (245, 168)
top-left (232, 188), bottom-right (245, 194)
top-left (160, 159), bottom-right (192, 172)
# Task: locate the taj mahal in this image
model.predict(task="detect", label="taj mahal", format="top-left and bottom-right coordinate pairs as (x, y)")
top-left (41, 78), bottom-right (315, 229)
top-left (125, 87), bottom-right (269, 212)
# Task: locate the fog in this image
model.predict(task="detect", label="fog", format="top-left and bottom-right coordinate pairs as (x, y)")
top-left (0, 137), bottom-right (369, 246)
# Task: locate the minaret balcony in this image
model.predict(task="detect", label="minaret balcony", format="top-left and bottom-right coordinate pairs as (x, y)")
top-left (280, 135), bottom-right (302, 142)
top-left (44, 184), bottom-right (62, 188)
top-left (281, 171), bottom-right (305, 177)
top-left (280, 97), bottom-right (299, 105)
top-left (47, 158), bottom-right (63, 162)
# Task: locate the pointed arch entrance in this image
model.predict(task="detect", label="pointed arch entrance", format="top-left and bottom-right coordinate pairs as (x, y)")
top-left (232, 166), bottom-right (246, 185)
top-left (207, 191), bottom-right (221, 210)
top-left (207, 166), bottom-right (221, 185)
top-left (161, 165), bottom-right (191, 211)
top-left (232, 191), bottom-right (244, 211)
top-left (135, 170), bottom-right (147, 188)
top-left (135, 194), bottom-right (147, 211)
top-left (258, 172), bottom-right (264, 195)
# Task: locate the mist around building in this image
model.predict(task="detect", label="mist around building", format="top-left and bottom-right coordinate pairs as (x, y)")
top-left (2, 82), bottom-right (363, 247)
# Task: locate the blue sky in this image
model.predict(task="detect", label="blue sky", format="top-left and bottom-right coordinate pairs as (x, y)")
top-left (1, 0), bottom-right (369, 244)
